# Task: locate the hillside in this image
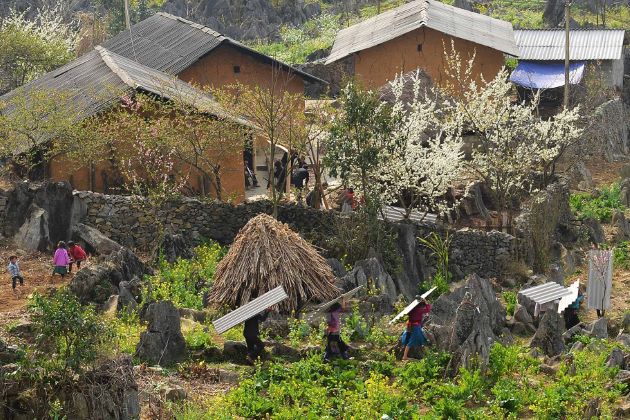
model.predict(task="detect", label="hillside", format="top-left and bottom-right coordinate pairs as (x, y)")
top-left (2, 0), bottom-right (628, 67)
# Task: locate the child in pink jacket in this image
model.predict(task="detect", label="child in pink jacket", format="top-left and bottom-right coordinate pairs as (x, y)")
top-left (52, 241), bottom-right (71, 281)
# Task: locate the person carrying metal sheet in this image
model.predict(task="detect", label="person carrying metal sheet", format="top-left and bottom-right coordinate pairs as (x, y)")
top-left (401, 296), bottom-right (432, 361)
top-left (323, 298), bottom-right (350, 362)
top-left (564, 287), bottom-right (584, 330)
top-left (244, 307), bottom-right (273, 364)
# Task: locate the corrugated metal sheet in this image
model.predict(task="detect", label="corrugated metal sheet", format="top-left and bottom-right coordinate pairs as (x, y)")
top-left (389, 286), bottom-right (436, 325)
top-left (514, 29), bottom-right (625, 61)
top-left (326, 0), bottom-right (519, 64)
top-left (103, 13), bottom-right (324, 84)
top-left (587, 250), bottom-right (612, 311)
top-left (519, 282), bottom-right (572, 305)
top-left (557, 280), bottom-right (580, 314)
top-left (308, 285), bottom-right (364, 322)
top-left (213, 286), bottom-right (288, 334)
top-left (378, 205), bottom-right (438, 224)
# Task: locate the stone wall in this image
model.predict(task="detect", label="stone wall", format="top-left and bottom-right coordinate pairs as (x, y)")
top-left (449, 228), bottom-right (519, 280)
top-left (72, 191), bottom-right (336, 249)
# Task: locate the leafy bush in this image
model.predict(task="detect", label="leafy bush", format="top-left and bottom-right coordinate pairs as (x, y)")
top-left (145, 242), bottom-right (225, 309)
top-left (183, 322), bottom-right (215, 351)
top-left (109, 309), bottom-right (144, 355)
top-left (569, 183), bottom-right (624, 222)
top-left (27, 290), bottom-right (112, 374)
top-left (287, 317), bottom-right (311, 347)
top-left (503, 291), bottom-right (517, 317)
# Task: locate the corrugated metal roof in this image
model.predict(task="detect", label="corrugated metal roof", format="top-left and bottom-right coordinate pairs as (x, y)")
top-left (213, 286), bottom-right (288, 334)
top-left (0, 46), bottom-right (253, 150)
top-left (326, 0), bottom-right (519, 64)
top-left (519, 282), bottom-right (572, 305)
top-left (103, 12), bottom-right (324, 84)
top-left (514, 29), bottom-right (625, 61)
top-left (378, 205), bottom-right (438, 224)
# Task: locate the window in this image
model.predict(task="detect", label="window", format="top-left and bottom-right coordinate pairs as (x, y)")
top-left (417, 44), bottom-right (423, 52)
top-left (233, 65), bottom-right (241, 74)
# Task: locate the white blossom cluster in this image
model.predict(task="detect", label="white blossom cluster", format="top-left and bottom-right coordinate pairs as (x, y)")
top-left (376, 70), bottom-right (465, 218)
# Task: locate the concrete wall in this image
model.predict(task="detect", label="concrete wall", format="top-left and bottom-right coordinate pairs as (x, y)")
top-left (351, 26), bottom-right (506, 90)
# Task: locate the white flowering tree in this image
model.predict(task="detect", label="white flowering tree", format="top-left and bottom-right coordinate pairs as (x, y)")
top-left (442, 46), bottom-right (583, 213)
top-left (377, 71), bottom-right (465, 219)
top-left (0, 6), bottom-right (78, 93)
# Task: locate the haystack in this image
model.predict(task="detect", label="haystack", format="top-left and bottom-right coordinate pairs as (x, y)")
top-left (208, 214), bottom-right (339, 313)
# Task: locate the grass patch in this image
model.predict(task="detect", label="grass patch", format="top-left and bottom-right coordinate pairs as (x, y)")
top-left (569, 182), bottom-right (624, 223)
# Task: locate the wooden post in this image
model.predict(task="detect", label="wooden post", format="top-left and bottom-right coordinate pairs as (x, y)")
top-left (563, 0), bottom-right (571, 109)
top-left (124, 0), bottom-right (132, 30)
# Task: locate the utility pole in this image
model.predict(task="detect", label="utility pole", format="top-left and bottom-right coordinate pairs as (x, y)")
top-left (124, 0), bottom-right (132, 30)
top-left (563, 0), bottom-right (571, 109)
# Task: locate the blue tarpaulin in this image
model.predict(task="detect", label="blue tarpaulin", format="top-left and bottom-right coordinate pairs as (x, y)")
top-left (509, 61), bottom-right (586, 89)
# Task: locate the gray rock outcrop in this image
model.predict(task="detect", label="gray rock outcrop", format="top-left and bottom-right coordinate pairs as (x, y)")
top-left (4, 181), bottom-right (76, 250)
top-left (530, 308), bottom-right (565, 357)
top-left (72, 223), bottom-right (122, 255)
top-left (13, 204), bottom-right (49, 251)
top-left (153, 232), bottom-right (194, 264)
top-left (427, 274), bottom-right (506, 374)
top-left (136, 301), bottom-right (186, 366)
top-left (340, 258), bottom-right (398, 305)
top-left (69, 248), bottom-right (150, 305)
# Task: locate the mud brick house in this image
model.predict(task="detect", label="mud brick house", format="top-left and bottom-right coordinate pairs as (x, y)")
top-left (0, 46), bottom-right (253, 200)
top-left (325, 0), bottom-right (519, 90)
top-left (102, 12), bottom-right (324, 197)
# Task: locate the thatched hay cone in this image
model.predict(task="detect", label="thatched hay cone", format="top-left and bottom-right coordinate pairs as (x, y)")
top-left (208, 214), bottom-right (339, 313)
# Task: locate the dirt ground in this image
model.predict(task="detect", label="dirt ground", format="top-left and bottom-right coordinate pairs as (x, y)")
top-left (0, 242), bottom-right (74, 316)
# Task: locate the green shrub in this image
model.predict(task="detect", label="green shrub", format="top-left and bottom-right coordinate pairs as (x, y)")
top-left (569, 183), bottom-right (624, 222)
top-left (27, 290), bottom-right (112, 375)
top-left (109, 309), bottom-right (144, 355)
top-left (502, 291), bottom-right (517, 317)
top-left (183, 322), bottom-right (215, 351)
top-left (343, 303), bottom-right (370, 342)
top-left (145, 242), bottom-right (225, 310)
top-left (287, 317), bottom-right (311, 347)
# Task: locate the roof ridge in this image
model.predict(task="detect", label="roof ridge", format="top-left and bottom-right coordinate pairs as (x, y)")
top-left (515, 28), bottom-right (625, 31)
top-left (95, 46), bottom-right (137, 89)
top-left (156, 11), bottom-right (225, 40)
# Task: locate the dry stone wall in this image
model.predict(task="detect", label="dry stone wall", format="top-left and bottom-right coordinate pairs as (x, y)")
top-left (73, 191), bottom-right (336, 249)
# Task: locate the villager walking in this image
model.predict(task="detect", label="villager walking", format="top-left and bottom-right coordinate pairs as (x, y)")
top-left (243, 308), bottom-right (272, 364)
top-left (324, 299), bottom-right (350, 362)
top-left (67, 241), bottom-right (87, 274)
top-left (8, 255), bottom-right (24, 296)
top-left (401, 297), bottom-right (431, 361)
top-left (51, 241), bottom-right (70, 282)
top-left (339, 187), bottom-right (355, 214)
top-left (564, 287), bottom-right (584, 330)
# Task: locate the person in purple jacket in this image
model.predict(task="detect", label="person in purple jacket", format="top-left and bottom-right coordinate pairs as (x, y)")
top-left (51, 241), bottom-right (70, 281)
top-left (324, 299), bottom-right (350, 362)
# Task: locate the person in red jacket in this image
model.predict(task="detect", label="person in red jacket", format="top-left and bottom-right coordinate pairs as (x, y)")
top-left (67, 241), bottom-right (87, 273)
top-left (401, 297), bottom-right (432, 361)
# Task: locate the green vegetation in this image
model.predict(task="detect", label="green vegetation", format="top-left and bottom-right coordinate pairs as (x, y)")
top-left (613, 241), bottom-right (630, 270)
top-left (569, 182), bottom-right (624, 223)
top-left (170, 343), bottom-right (625, 418)
top-left (25, 290), bottom-right (112, 375)
top-left (109, 309), bottom-right (145, 355)
top-left (251, 13), bottom-right (340, 64)
top-left (419, 232), bottom-right (453, 296)
top-left (502, 291), bottom-right (517, 317)
top-left (145, 242), bottom-right (225, 310)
